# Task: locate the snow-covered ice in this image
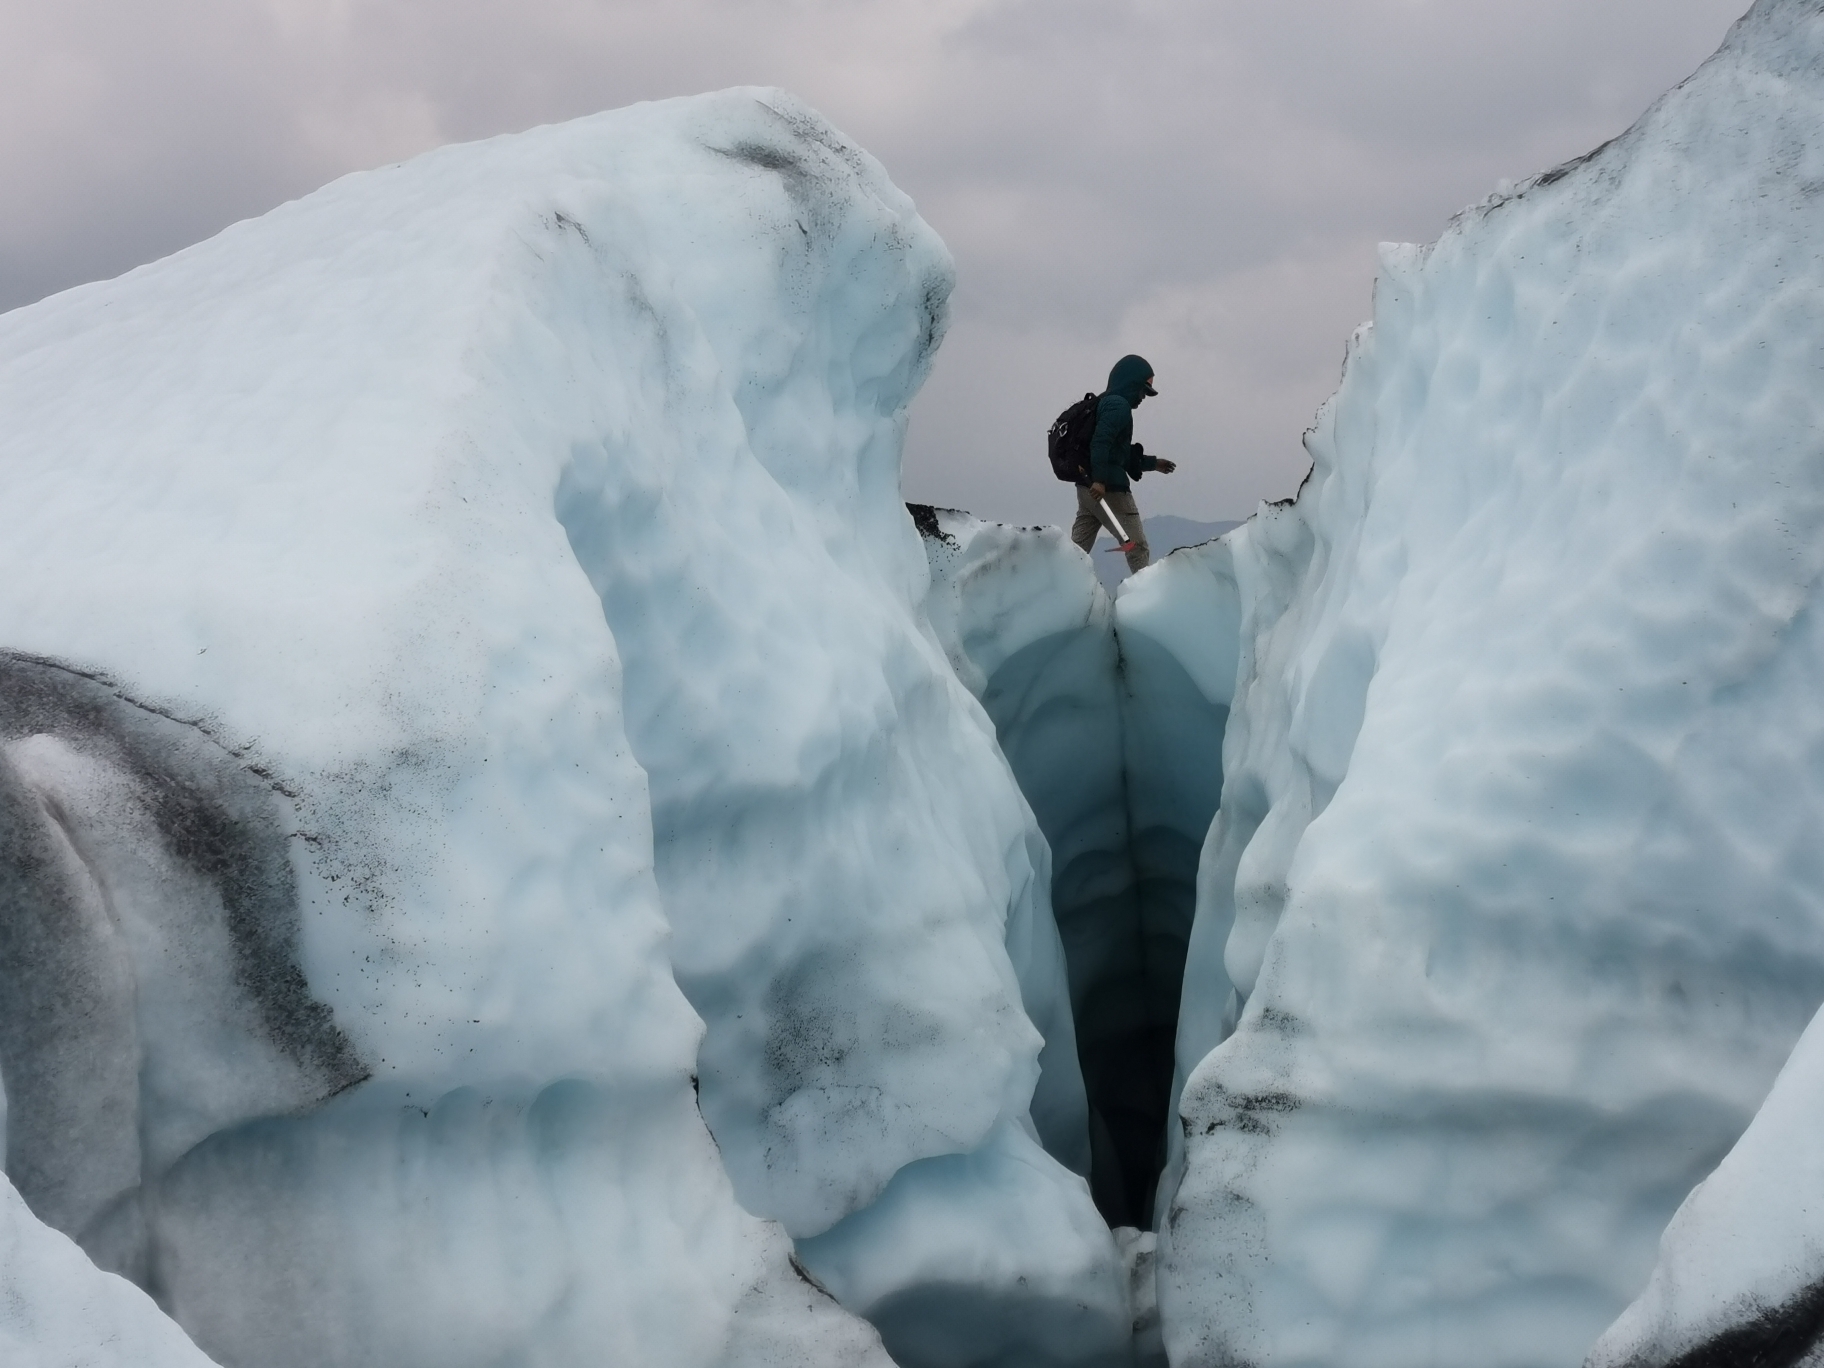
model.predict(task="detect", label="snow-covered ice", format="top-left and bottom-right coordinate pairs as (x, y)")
top-left (0, 1169), bottom-right (221, 1368)
top-left (1586, 998), bottom-right (1824, 1368)
top-left (0, 87), bottom-right (1116, 1367)
top-left (1150, 0), bottom-right (1824, 1364)
top-left (798, 1119), bottom-right (1130, 1368)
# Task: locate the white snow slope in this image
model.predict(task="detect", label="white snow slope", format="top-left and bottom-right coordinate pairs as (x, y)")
top-left (1585, 999), bottom-right (1824, 1367)
top-left (1151, 1), bottom-right (1824, 1365)
top-left (0, 88), bottom-right (1120, 1368)
top-left (0, 1169), bottom-right (221, 1368)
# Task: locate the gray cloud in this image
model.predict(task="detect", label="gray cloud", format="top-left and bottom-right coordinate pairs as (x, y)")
top-left (0, 0), bottom-right (1748, 523)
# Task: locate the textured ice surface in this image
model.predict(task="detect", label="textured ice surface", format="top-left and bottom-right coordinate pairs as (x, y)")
top-left (1156, 2), bottom-right (1824, 1364)
top-left (798, 1120), bottom-right (1130, 1368)
top-left (0, 87), bottom-right (1096, 1367)
top-left (0, 655), bottom-right (368, 1281)
top-left (1585, 997), bottom-right (1824, 1368)
top-left (0, 1170), bottom-right (221, 1368)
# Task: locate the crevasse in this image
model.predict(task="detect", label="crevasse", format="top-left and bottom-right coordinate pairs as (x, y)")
top-left (913, 509), bottom-right (1235, 1237)
top-left (919, 8), bottom-right (1824, 1366)
top-left (7, 2), bottom-right (1824, 1364)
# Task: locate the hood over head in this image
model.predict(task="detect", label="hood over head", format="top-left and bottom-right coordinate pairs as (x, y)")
top-left (1106, 354), bottom-right (1155, 404)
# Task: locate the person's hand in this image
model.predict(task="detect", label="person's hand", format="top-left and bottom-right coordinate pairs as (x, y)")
top-left (1090, 482), bottom-right (1107, 498)
top-left (1155, 459), bottom-right (1177, 474)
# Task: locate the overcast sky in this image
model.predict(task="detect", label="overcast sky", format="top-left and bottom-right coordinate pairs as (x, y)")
top-left (2, 0), bottom-right (1750, 524)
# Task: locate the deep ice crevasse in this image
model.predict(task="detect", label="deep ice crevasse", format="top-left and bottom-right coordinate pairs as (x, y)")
top-left (913, 508), bottom-right (1234, 1234)
top-left (914, 6), bottom-right (1824, 1360)
top-left (5, 0), bottom-right (1823, 1361)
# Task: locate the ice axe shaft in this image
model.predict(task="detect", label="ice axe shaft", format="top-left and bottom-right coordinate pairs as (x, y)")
top-left (1098, 497), bottom-right (1137, 552)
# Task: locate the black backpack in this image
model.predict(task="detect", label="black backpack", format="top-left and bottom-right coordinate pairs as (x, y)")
top-left (1047, 392), bottom-right (1100, 484)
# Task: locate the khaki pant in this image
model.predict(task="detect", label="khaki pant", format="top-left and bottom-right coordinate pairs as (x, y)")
top-left (1071, 486), bottom-right (1150, 574)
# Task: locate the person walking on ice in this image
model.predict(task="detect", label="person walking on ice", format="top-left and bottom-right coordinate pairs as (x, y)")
top-left (1069, 354), bottom-right (1176, 573)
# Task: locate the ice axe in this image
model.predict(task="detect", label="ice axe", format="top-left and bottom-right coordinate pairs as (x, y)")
top-left (1098, 497), bottom-right (1137, 554)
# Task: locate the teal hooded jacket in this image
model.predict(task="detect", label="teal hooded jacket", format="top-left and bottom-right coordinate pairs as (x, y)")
top-left (1086, 354), bottom-right (1159, 491)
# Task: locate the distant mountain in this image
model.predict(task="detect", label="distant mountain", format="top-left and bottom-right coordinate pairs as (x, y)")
top-left (1092, 515), bottom-right (1241, 592)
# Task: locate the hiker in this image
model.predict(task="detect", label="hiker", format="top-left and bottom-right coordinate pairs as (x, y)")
top-left (1069, 354), bottom-right (1177, 573)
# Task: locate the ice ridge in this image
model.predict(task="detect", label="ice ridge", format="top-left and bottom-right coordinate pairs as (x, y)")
top-left (1149, 1), bottom-right (1824, 1364)
top-left (0, 88), bottom-right (1121, 1368)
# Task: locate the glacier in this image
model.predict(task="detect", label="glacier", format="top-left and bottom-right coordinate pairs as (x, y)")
top-left (0, 88), bottom-right (1123, 1368)
top-left (1148, 1), bottom-right (1824, 1365)
top-left (0, 1167), bottom-right (220, 1368)
top-left (6, 1), bottom-right (1824, 1364)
